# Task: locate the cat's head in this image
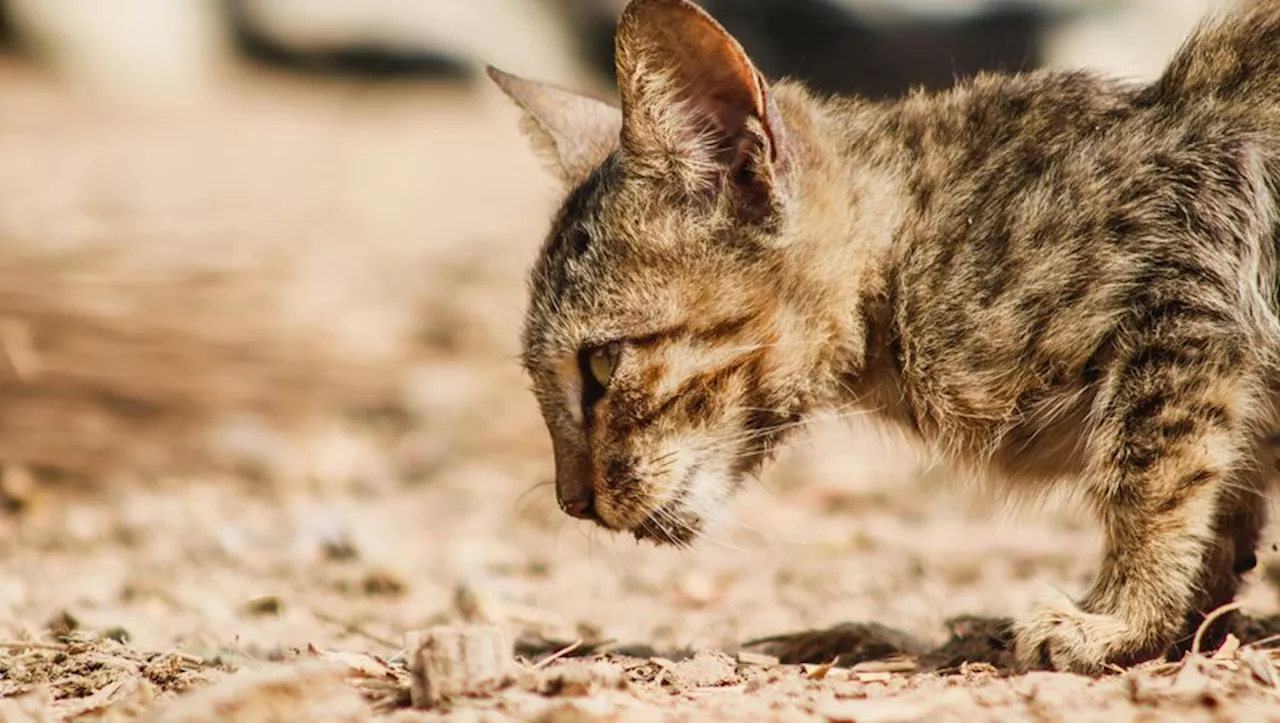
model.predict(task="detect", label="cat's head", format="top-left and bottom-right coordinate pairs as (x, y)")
top-left (490, 0), bottom-right (830, 546)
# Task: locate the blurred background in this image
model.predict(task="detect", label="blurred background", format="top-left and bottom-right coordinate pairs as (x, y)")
top-left (3, 0), bottom-right (1270, 718)
top-left (0, 0), bottom-right (1226, 474)
top-left (0, 0), bottom-right (1228, 103)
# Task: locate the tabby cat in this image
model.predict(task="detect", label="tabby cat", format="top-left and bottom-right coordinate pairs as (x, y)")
top-left (489, 0), bottom-right (1280, 673)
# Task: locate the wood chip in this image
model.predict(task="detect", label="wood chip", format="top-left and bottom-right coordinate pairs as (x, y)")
top-left (406, 624), bottom-right (513, 709)
top-left (851, 657), bottom-right (918, 674)
top-left (805, 658), bottom-right (839, 681)
top-left (1212, 634), bottom-right (1241, 660)
top-left (736, 651), bottom-right (780, 667)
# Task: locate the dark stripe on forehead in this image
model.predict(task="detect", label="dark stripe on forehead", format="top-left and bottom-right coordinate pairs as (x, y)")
top-left (627, 314), bottom-right (756, 349)
top-left (628, 323), bottom-right (690, 349)
top-left (690, 314), bottom-right (755, 344)
top-left (555, 152), bottom-right (620, 248)
top-left (534, 152), bottom-right (621, 303)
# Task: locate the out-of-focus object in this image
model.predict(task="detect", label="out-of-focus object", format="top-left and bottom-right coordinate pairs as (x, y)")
top-left (229, 0), bottom-right (593, 88)
top-left (4, 0), bottom-right (231, 107)
top-left (564, 0), bottom-right (1227, 99)
top-left (0, 0), bottom-right (598, 98)
top-left (0, 0), bottom-right (1229, 106)
top-left (566, 0), bottom-right (1060, 98)
top-left (1043, 0), bottom-right (1223, 81)
top-left (407, 625), bottom-right (514, 709)
top-left (699, 0), bottom-right (1049, 98)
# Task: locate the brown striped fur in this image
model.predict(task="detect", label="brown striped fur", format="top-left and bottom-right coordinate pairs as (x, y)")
top-left (490, 0), bottom-right (1280, 673)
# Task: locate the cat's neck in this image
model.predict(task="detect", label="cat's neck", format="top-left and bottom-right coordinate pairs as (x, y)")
top-left (778, 69), bottom-right (1137, 419)
top-left (767, 83), bottom-right (910, 412)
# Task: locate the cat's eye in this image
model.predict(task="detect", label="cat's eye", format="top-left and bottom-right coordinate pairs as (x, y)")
top-left (578, 341), bottom-right (620, 416)
top-left (587, 342), bottom-right (620, 386)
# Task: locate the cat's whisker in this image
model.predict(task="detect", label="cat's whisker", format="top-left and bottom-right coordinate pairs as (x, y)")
top-left (720, 514), bottom-right (814, 545)
top-left (689, 402), bottom-right (889, 476)
top-left (512, 478), bottom-right (555, 519)
top-left (648, 450), bottom-right (681, 469)
top-left (652, 502), bottom-right (747, 553)
top-left (695, 407), bottom-right (860, 454)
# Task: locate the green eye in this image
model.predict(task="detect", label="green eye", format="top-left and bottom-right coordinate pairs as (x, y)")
top-left (587, 342), bottom-right (620, 387)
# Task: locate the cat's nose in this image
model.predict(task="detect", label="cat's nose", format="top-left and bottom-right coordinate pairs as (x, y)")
top-left (559, 489), bottom-right (598, 521)
top-left (552, 444), bottom-right (598, 521)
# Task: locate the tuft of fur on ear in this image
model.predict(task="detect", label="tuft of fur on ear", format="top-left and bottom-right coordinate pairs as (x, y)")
top-left (487, 65), bottom-right (622, 186)
top-left (613, 0), bottom-right (790, 220)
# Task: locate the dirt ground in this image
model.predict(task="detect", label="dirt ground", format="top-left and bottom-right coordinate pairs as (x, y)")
top-left (4, 55), bottom-right (1280, 723)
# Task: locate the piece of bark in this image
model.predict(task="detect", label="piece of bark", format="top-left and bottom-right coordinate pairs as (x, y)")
top-left (406, 624), bottom-right (513, 708)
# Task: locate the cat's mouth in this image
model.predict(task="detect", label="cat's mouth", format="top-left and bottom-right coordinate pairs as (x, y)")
top-left (631, 502), bottom-right (702, 547)
top-left (628, 463), bottom-right (702, 548)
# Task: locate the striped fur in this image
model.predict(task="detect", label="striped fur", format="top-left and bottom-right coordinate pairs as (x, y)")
top-left (493, 0), bottom-right (1280, 673)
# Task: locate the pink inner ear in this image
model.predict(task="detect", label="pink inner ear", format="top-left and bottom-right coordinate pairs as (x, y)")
top-left (616, 0), bottom-right (787, 207)
top-left (656, 20), bottom-right (764, 139)
top-left (649, 25), bottom-right (773, 178)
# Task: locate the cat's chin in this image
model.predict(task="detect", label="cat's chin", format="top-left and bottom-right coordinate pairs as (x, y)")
top-left (630, 503), bottom-right (702, 548)
top-left (626, 462), bottom-right (740, 547)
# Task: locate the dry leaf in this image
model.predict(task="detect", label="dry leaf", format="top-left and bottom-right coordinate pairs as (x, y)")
top-left (806, 658), bottom-right (838, 681)
top-left (1212, 634), bottom-right (1241, 660)
top-left (1239, 649), bottom-right (1279, 688)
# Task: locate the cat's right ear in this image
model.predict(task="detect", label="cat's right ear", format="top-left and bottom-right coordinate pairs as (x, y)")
top-left (487, 66), bottom-right (622, 186)
top-left (612, 0), bottom-right (792, 224)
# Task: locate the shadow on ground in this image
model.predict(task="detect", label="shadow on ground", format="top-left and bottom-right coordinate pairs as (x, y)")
top-left (518, 613), bottom-right (1280, 676)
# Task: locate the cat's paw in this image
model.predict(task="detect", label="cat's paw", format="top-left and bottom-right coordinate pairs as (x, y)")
top-left (1013, 589), bottom-right (1164, 674)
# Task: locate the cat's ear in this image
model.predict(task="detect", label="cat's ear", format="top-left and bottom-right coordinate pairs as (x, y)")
top-left (487, 66), bottom-right (622, 186)
top-left (614, 0), bottom-right (791, 220)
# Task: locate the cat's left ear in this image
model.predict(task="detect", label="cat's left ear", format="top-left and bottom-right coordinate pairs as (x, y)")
top-left (487, 66), bottom-right (623, 187)
top-left (614, 0), bottom-right (791, 221)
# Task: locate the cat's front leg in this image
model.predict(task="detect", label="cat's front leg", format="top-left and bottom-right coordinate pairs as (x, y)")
top-left (1014, 335), bottom-right (1265, 674)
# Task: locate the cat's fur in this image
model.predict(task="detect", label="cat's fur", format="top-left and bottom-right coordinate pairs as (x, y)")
top-left (489, 0), bottom-right (1280, 674)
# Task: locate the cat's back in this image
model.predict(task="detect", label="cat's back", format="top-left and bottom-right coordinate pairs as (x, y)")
top-left (879, 0), bottom-right (1280, 311)
top-left (864, 47), bottom-right (1280, 478)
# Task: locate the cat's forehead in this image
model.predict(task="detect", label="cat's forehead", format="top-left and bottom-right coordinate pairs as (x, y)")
top-left (539, 159), bottom-right (689, 294)
top-left (559, 155), bottom-right (616, 230)
top-left (523, 160), bottom-right (716, 360)
top-left (552, 152), bottom-right (710, 252)
top-left (532, 158), bottom-right (621, 302)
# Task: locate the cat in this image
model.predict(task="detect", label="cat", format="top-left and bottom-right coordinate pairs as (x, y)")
top-left (488, 0), bottom-right (1280, 674)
